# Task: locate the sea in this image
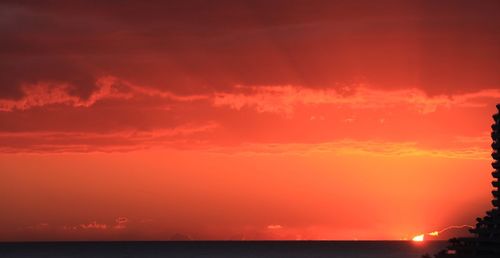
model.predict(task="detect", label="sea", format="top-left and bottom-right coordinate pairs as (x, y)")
top-left (0, 241), bottom-right (448, 258)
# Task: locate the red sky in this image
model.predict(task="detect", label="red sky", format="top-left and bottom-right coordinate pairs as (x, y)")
top-left (0, 0), bottom-right (499, 241)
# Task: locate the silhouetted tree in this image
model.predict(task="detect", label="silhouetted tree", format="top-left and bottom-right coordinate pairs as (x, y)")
top-left (426, 104), bottom-right (500, 258)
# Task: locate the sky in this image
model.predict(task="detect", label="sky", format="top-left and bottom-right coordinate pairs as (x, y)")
top-left (1, 0), bottom-right (499, 241)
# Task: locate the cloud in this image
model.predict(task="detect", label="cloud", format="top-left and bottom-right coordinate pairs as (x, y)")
top-left (207, 140), bottom-right (490, 160)
top-left (113, 216), bottom-right (129, 230)
top-left (129, 85), bottom-right (209, 102)
top-left (0, 122), bottom-right (218, 153)
top-left (4, 79), bottom-right (497, 117)
top-left (214, 85), bottom-right (500, 116)
top-left (20, 222), bottom-right (50, 231)
top-left (0, 80), bottom-right (496, 153)
top-left (267, 224), bottom-right (283, 230)
top-left (78, 221), bottom-right (108, 230)
top-left (62, 217), bottom-right (129, 231)
top-left (1, 0), bottom-right (499, 102)
top-left (0, 76), bottom-right (207, 112)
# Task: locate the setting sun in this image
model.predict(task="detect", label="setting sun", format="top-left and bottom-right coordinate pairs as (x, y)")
top-left (412, 234), bottom-right (425, 242)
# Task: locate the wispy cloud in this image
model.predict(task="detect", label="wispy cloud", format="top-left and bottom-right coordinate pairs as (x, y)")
top-left (77, 221), bottom-right (108, 230)
top-left (21, 222), bottom-right (50, 231)
top-left (0, 77), bottom-right (128, 111)
top-left (0, 122), bottom-right (218, 153)
top-left (207, 140), bottom-right (490, 160)
top-left (214, 85), bottom-right (500, 116)
top-left (267, 224), bottom-right (283, 230)
top-left (113, 217), bottom-right (129, 230)
top-left (0, 76), bottom-right (208, 112)
top-left (62, 217), bottom-right (129, 231)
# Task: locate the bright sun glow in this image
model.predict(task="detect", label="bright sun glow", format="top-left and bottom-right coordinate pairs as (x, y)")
top-left (410, 225), bottom-right (474, 242)
top-left (428, 231), bottom-right (439, 236)
top-left (412, 234), bottom-right (424, 242)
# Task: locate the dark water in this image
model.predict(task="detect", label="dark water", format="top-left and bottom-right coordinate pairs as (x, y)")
top-left (0, 241), bottom-right (447, 258)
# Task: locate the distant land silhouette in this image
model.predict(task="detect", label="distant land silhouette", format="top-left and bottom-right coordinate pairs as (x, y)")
top-left (424, 104), bottom-right (500, 257)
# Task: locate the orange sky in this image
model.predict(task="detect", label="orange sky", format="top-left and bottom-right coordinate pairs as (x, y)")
top-left (0, 0), bottom-right (499, 241)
